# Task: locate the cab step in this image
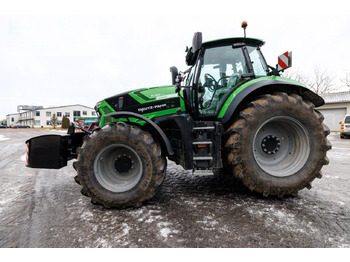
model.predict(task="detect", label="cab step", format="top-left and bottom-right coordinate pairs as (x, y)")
top-left (193, 169), bottom-right (214, 176)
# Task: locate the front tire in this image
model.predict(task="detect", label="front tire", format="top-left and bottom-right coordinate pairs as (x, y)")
top-left (223, 93), bottom-right (331, 197)
top-left (74, 122), bottom-right (166, 208)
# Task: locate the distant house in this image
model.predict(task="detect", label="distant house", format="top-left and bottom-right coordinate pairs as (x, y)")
top-left (6, 113), bottom-right (21, 127)
top-left (318, 91), bottom-right (350, 131)
top-left (6, 104), bottom-right (96, 128)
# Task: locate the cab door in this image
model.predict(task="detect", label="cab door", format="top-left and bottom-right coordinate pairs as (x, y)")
top-left (194, 45), bottom-right (251, 116)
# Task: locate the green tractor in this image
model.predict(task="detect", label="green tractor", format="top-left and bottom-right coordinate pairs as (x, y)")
top-left (26, 23), bottom-right (331, 208)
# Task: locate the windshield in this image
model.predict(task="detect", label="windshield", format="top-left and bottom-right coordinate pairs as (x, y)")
top-left (190, 43), bottom-right (268, 116)
top-left (345, 116), bottom-right (350, 124)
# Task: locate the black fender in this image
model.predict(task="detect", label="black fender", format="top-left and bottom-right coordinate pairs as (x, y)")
top-left (220, 79), bottom-right (324, 125)
top-left (104, 111), bottom-right (174, 156)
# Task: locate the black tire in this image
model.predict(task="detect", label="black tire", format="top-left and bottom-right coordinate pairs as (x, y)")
top-left (73, 122), bottom-right (166, 208)
top-left (223, 93), bottom-right (331, 197)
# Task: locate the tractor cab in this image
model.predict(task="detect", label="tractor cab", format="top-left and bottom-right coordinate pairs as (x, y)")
top-left (173, 23), bottom-right (292, 119)
top-left (184, 36), bottom-right (268, 117)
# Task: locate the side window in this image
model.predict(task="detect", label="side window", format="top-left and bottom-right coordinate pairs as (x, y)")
top-left (247, 46), bottom-right (268, 77)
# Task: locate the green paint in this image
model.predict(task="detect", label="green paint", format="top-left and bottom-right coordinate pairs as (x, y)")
top-left (129, 85), bottom-right (178, 104)
top-left (96, 100), bottom-right (116, 127)
top-left (218, 76), bottom-right (305, 118)
top-left (107, 108), bottom-right (179, 126)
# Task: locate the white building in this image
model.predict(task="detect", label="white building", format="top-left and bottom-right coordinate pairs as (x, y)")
top-left (6, 113), bottom-right (21, 126)
top-left (318, 91), bottom-right (350, 131)
top-left (6, 104), bottom-right (96, 128)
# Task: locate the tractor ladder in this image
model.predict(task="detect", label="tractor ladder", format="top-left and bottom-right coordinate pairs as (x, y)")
top-left (192, 121), bottom-right (223, 175)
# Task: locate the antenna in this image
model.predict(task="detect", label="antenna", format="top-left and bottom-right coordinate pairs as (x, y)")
top-left (241, 21), bottom-right (248, 38)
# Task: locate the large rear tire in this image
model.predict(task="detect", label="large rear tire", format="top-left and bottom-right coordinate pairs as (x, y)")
top-left (223, 93), bottom-right (331, 197)
top-left (73, 122), bottom-right (166, 208)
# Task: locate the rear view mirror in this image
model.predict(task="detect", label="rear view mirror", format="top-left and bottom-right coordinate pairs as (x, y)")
top-left (277, 51), bottom-right (292, 71)
top-left (192, 32), bottom-right (202, 53)
top-left (186, 32), bottom-right (203, 66)
top-left (170, 66), bottom-right (179, 85)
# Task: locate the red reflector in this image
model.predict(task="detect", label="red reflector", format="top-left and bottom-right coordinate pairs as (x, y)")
top-left (198, 145), bottom-right (207, 148)
top-left (26, 143), bottom-right (29, 165)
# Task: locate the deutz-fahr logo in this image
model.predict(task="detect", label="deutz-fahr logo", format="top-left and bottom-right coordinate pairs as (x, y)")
top-left (138, 103), bottom-right (167, 113)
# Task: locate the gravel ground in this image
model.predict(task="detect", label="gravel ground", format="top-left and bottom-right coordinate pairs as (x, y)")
top-left (0, 129), bottom-right (349, 248)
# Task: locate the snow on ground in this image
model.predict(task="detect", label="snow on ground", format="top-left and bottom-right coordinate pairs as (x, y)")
top-left (0, 134), bottom-right (9, 141)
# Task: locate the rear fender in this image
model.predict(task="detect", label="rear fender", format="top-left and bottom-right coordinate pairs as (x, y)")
top-left (219, 78), bottom-right (324, 125)
top-left (26, 132), bottom-right (85, 169)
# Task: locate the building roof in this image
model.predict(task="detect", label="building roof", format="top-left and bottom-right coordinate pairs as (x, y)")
top-left (6, 104), bottom-right (94, 117)
top-left (320, 91), bottom-right (350, 104)
top-left (37, 104), bottom-right (94, 110)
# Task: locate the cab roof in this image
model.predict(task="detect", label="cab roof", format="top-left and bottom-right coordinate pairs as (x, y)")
top-left (203, 37), bottom-right (265, 48)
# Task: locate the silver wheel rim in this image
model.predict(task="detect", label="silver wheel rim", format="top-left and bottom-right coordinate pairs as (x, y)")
top-left (253, 116), bottom-right (310, 177)
top-left (94, 144), bottom-right (143, 192)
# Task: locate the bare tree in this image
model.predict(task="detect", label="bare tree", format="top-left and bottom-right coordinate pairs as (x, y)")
top-left (308, 67), bottom-right (336, 94)
top-left (282, 70), bottom-right (311, 87)
top-left (341, 72), bottom-right (350, 89)
top-left (282, 67), bottom-right (336, 94)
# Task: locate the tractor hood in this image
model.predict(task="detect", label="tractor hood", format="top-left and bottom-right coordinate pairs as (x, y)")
top-left (127, 85), bottom-right (179, 104)
top-left (96, 85), bottom-right (182, 121)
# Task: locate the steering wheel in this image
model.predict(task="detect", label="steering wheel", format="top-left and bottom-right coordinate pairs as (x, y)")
top-left (203, 73), bottom-right (218, 92)
top-left (202, 73), bottom-right (241, 109)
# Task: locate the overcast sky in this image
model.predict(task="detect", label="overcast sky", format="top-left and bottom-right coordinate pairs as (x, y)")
top-left (1, 0), bottom-right (350, 119)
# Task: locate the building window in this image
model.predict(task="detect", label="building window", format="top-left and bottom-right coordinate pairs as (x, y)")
top-left (65, 112), bottom-right (70, 117)
top-left (34, 120), bottom-right (40, 126)
top-left (11, 117), bottom-right (14, 122)
top-left (46, 112), bottom-right (51, 117)
top-left (57, 112), bottom-right (62, 117)
top-left (36, 111), bottom-right (40, 116)
top-left (92, 111), bottom-right (96, 116)
top-left (83, 111), bottom-right (87, 116)
top-left (46, 120), bottom-right (51, 125)
top-left (73, 111), bottom-right (81, 117)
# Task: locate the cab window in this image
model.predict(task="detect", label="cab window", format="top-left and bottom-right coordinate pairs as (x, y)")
top-left (197, 45), bottom-right (248, 115)
top-left (247, 46), bottom-right (268, 77)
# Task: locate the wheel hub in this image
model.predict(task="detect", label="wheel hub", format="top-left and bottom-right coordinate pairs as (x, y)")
top-left (114, 155), bottom-right (133, 173)
top-left (261, 135), bottom-right (281, 155)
